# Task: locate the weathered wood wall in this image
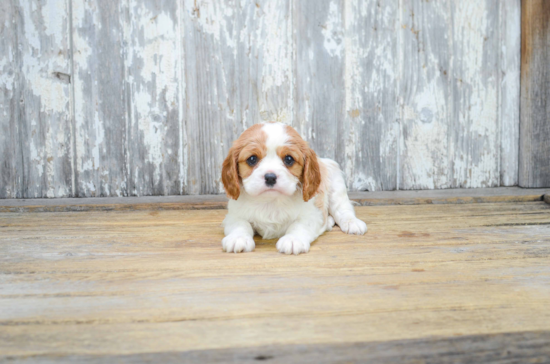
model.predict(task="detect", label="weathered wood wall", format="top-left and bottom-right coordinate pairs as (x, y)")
top-left (520, 0), bottom-right (550, 188)
top-left (0, 0), bottom-right (521, 198)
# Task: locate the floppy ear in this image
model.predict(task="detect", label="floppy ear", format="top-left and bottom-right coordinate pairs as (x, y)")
top-left (221, 147), bottom-right (241, 200)
top-left (302, 147), bottom-right (321, 202)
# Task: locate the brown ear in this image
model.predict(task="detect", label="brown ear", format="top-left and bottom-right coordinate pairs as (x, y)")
top-left (302, 148), bottom-right (321, 202)
top-left (221, 147), bottom-right (241, 200)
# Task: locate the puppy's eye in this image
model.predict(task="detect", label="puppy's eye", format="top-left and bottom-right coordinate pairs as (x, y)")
top-left (283, 155), bottom-right (295, 167)
top-left (246, 155), bottom-right (258, 166)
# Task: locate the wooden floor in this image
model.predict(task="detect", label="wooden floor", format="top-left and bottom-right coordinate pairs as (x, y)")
top-left (1, 199), bottom-right (550, 363)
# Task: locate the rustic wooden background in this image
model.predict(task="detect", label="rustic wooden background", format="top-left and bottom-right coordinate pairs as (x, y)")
top-left (520, 0), bottom-right (550, 189)
top-left (0, 0), bottom-right (522, 198)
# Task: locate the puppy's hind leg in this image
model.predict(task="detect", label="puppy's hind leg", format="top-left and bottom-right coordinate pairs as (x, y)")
top-left (324, 159), bottom-right (368, 235)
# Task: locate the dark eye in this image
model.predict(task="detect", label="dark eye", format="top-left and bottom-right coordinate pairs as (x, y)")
top-left (283, 155), bottom-right (295, 166)
top-left (246, 155), bottom-right (258, 166)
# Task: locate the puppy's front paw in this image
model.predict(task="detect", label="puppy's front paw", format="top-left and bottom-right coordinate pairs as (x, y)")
top-left (339, 218), bottom-right (368, 235)
top-left (276, 235), bottom-right (310, 255)
top-left (222, 234), bottom-right (255, 253)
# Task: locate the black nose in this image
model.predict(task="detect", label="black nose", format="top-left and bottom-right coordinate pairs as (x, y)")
top-left (265, 173), bottom-right (277, 187)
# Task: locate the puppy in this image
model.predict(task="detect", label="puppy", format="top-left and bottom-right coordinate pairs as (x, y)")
top-left (221, 122), bottom-right (367, 255)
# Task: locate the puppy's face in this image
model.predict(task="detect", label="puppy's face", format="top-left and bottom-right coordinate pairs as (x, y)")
top-left (222, 123), bottom-right (321, 201)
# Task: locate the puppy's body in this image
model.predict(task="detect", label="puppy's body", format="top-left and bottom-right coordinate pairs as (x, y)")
top-left (222, 122), bottom-right (367, 255)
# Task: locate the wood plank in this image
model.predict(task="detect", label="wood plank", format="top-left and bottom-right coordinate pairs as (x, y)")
top-left (9, 331), bottom-right (549, 364)
top-left (294, 0), bottom-right (345, 168)
top-left (344, 0), bottom-right (398, 191)
top-left (519, 0), bottom-right (550, 188)
top-left (71, 0), bottom-right (128, 197)
top-left (400, 0), bottom-right (516, 190)
top-left (399, 0), bottom-right (452, 190)
top-left (499, 0), bottom-right (521, 187)
top-left (1, 202), bottom-right (549, 358)
top-left (126, 0), bottom-right (184, 196)
top-left (14, 0), bottom-right (74, 198)
top-left (235, 0), bottom-right (293, 126)
top-left (449, 0), bottom-right (500, 188)
top-left (0, 0), bottom-right (19, 198)
top-left (0, 187), bottom-right (548, 212)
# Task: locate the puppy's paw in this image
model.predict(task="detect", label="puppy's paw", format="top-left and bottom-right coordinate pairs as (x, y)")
top-left (222, 234), bottom-right (255, 253)
top-left (326, 215), bottom-right (336, 231)
top-left (339, 217), bottom-right (368, 235)
top-left (276, 235), bottom-right (310, 255)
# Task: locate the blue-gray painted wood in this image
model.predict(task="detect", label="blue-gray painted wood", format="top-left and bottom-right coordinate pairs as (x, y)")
top-left (0, 0), bottom-right (522, 198)
top-left (449, 0), bottom-right (500, 189)
top-left (0, 0), bottom-right (19, 198)
top-left (126, 0), bottom-right (185, 196)
top-left (71, 0), bottom-right (129, 197)
top-left (345, 0), bottom-right (399, 191)
top-left (5, 0), bottom-right (74, 199)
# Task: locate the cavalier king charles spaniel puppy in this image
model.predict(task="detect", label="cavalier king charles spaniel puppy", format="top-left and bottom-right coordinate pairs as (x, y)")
top-left (221, 122), bottom-right (367, 255)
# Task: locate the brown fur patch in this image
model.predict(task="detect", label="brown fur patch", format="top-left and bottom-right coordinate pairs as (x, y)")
top-left (221, 124), bottom-right (267, 199)
top-left (283, 125), bottom-right (321, 202)
top-left (276, 145), bottom-right (305, 179)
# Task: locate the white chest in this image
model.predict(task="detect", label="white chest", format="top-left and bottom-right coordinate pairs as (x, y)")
top-left (231, 195), bottom-right (306, 240)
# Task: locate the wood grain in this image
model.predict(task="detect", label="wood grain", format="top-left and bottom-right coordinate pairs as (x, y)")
top-left (345, 0), bottom-right (398, 191)
top-left (1, 202), bottom-right (550, 358)
top-left (450, 0), bottom-right (500, 189)
top-left (0, 0), bottom-right (19, 198)
top-left (400, 0), bottom-right (511, 190)
top-left (126, 0), bottom-right (184, 196)
top-left (520, 0), bottom-right (550, 188)
top-left (15, 0), bottom-right (74, 198)
top-left (72, 0), bottom-right (128, 197)
top-left (399, 0), bottom-right (452, 190)
top-left (236, 0), bottom-right (293, 127)
top-left (499, 0), bottom-right (521, 187)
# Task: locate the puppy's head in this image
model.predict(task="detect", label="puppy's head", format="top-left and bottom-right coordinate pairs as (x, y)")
top-left (222, 122), bottom-right (321, 201)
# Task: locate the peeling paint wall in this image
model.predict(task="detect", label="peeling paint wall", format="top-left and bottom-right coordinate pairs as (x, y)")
top-left (0, 0), bottom-right (521, 198)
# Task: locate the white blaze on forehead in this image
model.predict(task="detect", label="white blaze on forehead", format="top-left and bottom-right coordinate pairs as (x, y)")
top-left (262, 123), bottom-right (288, 156)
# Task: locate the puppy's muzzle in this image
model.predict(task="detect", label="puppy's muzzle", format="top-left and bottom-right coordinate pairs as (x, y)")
top-left (264, 173), bottom-right (277, 187)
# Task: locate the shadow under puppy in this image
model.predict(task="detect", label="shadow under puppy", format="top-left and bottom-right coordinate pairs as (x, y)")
top-left (221, 122), bottom-right (367, 255)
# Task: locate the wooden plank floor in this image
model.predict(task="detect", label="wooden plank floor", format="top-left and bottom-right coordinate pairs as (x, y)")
top-left (1, 201), bottom-right (550, 362)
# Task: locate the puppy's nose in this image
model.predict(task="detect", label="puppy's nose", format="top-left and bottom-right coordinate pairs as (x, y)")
top-left (264, 173), bottom-right (277, 187)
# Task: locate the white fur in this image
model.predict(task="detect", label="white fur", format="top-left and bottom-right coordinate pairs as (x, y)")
top-left (322, 158), bottom-right (368, 235)
top-left (222, 123), bottom-right (367, 255)
top-left (241, 123), bottom-right (298, 197)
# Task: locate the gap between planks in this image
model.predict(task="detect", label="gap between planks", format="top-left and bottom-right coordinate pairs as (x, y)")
top-left (0, 187), bottom-right (548, 213)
